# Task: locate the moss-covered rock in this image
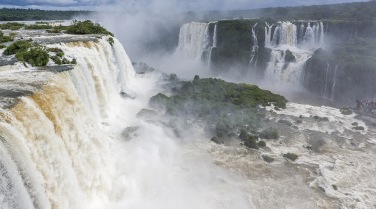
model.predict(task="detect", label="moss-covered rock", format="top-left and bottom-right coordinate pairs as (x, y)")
top-left (259, 128), bottom-right (279, 139)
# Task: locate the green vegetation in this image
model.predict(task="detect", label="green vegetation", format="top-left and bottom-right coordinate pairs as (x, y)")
top-left (3, 40), bottom-right (32, 55)
top-left (16, 46), bottom-right (49, 67)
top-left (24, 24), bottom-right (52, 30)
top-left (259, 128), bottom-right (279, 139)
top-left (0, 8), bottom-right (91, 21)
top-left (51, 56), bottom-right (62, 65)
top-left (258, 140), bottom-right (266, 147)
top-left (66, 20), bottom-right (113, 36)
top-left (56, 51), bottom-right (64, 58)
top-left (0, 44), bottom-right (6, 49)
top-left (0, 31), bottom-right (14, 43)
top-left (0, 22), bottom-right (25, 30)
top-left (108, 37), bottom-right (114, 46)
top-left (71, 58), bottom-right (77, 65)
top-left (150, 75), bottom-right (287, 140)
top-left (283, 153), bottom-right (298, 161)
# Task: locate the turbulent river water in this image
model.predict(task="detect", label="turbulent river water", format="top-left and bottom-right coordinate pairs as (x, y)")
top-left (0, 33), bottom-right (375, 209)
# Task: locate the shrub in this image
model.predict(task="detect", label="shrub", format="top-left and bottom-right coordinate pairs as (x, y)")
top-left (3, 40), bottom-right (32, 55)
top-left (259, 128), bottom-right (279, 139)
top-left (244, 135), bottom-right (258, 149)
top-left (0, 35), bottom-right (13, 43)
top-left (108, 37), bottom-right (114, 46)
top-left (283, 153), bottom-right (298, 161)
top-left (0, 44), bottom-right (5, 49)
top-left (332, 185), bottom-right (338, 190)
top-left (56, 51), bottom-right (64, 57)
top-left (239, 129), bottom-right (248, 141)
top-left (24, 24), bottom-right (52, 30)
top-left (71, 58), bottom-right (77, 64)
top-left (0, 22), bottom-right (25, 30)
top-left (258, 140), bottom-right (266, 147)
top-left (66, 20), bottom-right (113, 36)
top-left (16, 47), bottom-right (49, 66)
top-left (51, 56), bottom-right (62, 65)
top-left (62, 58), bottom-right (70, 64)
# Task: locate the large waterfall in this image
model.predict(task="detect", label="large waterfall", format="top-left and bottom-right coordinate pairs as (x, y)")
top-left (0, 37), bottom-right (136, 209)
top-left (176, 22), bottom-right (209, 60)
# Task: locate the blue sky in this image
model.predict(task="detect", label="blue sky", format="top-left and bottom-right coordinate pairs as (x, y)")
top-left (0, 0), bottom-right (368, 11)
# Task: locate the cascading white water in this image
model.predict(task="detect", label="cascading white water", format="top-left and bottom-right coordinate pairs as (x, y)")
top-left (249, 23), bottom-right (259, 66)
top-left (0, 36), bottom-right (136, 209)
top-left (279, 22), bottom-right (297, 47)
top-left (176, 22), bottom-right (209, 60)
top-left (331, 65), bottom-right (337, 100)
top-left (207, 22), bottom-right (218, 66)
top-left (319, 22), bottom-right (325, 46)
top-left (265, 49), bottom-right (311, 84)
top-left (264, 23), bottom-right (273, 48)
top-left (213, 23), bottom-right (218, 48)
top-left (265, 21), bottom-right (325, 86)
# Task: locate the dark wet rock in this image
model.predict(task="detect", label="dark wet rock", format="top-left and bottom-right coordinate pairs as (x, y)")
top-left (318, 186), bottom-right (326, 193)
top-left (210, 136), bottom-right (224, 144)
top-left (120, 91), bottom-right (136, 99)
top-left (0, 57), bottom-right (17, 66)
top-left (38, 65), bottom-right (74, 73)
top-left (132, 62), bottom-right (156, 74)
top-left (136, 109), bottom-right (158, 118)
top-left (262, 155), bottom-right (274, 163)
top-left (278, 119), bottom-right (293, 126)
top-left (351, 122), bottom-right (358, 126)
top-left (121, 126), bottom-right (140, 140)
top-left (353, 126), bottom-right (365, 131)
top-left (283, 153), bottom-right (298, 161)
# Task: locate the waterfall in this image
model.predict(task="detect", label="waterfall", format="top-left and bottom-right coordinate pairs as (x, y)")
top-left (271, 25), bottom-right (280, 46)
top-left (319, 22), bottom-right (325, 46)
top-left (207, 22), bottom-right (218, 66)
top-left (213, 23), bottom-right (218, 48)
top-left (265, 49), bottom-right (311, 84)
top-left (264, 23), bottom-right (273, 47)
top-left (279, 22), bottom-right (297, 47)
top-left (331, 65), bottom-right (338, 100)
top-left (249, 23), bottom-right (259, 66)
top-left (323, 63), bottom-right (331, 98)
top-left (0, 36), bottom-right (136, 209)
top-left (177, 22), bottom-right (209, 60)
